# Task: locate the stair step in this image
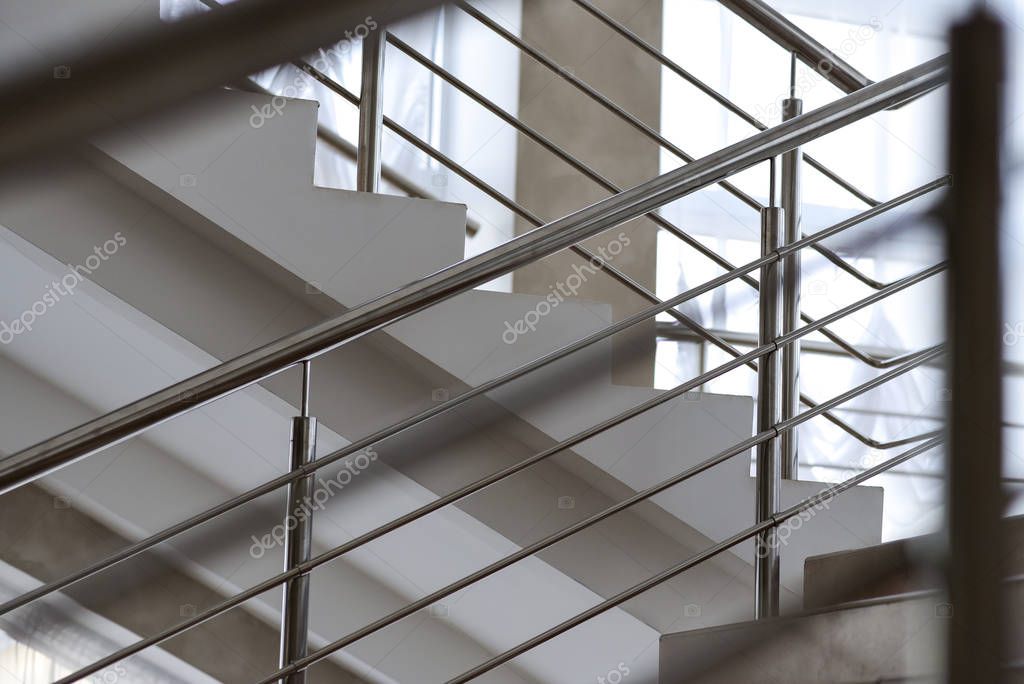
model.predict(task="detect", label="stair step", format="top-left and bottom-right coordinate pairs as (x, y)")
top-left (804, 514), bottom-right (1024, 610)
top-left (659, 578), bottom-right (1024, 683)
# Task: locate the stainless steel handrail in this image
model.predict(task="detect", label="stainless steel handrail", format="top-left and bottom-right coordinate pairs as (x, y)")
top-left (55, 323), bottom-right (945, 684)
top-left (0, 192), bottom-right (943, 624)
top-left (0, 53), bottom-right (949, 495)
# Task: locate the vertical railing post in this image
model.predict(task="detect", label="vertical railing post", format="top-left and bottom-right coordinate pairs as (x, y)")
top-left (357, 29), bottom-right (386, 192)
top-left (755, 198), bottom-right (783, 619)
top-left (279, 361), bottom-right (317, 684)
top-left (780, 93), bottom-right (803, 481)
top-left (945, 9), bottom-right (1005, 684)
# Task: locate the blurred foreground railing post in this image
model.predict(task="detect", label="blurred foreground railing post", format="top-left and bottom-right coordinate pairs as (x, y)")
top-left (279, 361), bottom-right (317, 684)
top-left (945, 8), bottom-right (1006, 684)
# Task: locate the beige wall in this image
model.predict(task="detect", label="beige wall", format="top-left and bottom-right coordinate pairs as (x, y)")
top-left (514, 0), bottom-right (663, 386)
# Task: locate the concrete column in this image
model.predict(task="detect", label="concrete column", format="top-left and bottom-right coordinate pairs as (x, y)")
top-left (513, 0), bottom-right (663, 386)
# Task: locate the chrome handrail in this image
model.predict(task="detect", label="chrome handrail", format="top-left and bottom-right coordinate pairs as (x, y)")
top-left (0, 53), bottom-right (950, 496)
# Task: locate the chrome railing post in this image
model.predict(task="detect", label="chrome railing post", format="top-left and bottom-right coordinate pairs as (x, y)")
top-left (755, 202), bottom-right (783, 619)
top-left (945, 9), bottom-right (1006, 684)
top-left (279, 361), bottom-right (317, 684)
top-left (356, 29), bottom-right (386, 192)
top-left (780, 91), bottom-right (803, 480)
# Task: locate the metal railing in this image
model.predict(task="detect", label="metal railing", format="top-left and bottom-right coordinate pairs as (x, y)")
top-left (0, 1), bottom-right (1007, 683)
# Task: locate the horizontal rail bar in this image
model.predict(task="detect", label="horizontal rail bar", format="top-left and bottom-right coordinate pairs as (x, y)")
top-left (257, 350), bottom-right (944, 683)
top-left (657, 323), bottom-right (939, 364)
top-left (445, 435), bottom-right (944, 683)
top-left (52, 270), bottom-right (946, 684)
top-left (0, 53), bottom-right (949, 498)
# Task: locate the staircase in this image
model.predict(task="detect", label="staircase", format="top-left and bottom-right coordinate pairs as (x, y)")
top-left (0, 0), bottom-right (1008, 683)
